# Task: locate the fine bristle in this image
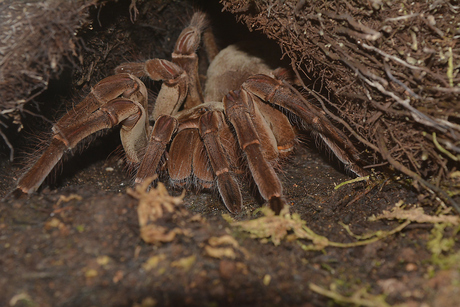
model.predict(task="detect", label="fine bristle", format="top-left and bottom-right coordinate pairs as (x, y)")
top-left (189, 11), bottom-right (209, 33)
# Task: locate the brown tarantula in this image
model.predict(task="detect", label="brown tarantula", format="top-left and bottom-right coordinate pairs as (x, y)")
top-left (16, 12), bottom-right (366, 213)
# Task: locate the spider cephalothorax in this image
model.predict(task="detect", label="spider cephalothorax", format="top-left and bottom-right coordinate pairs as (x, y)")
top-left (16, 12), bottom-right (366, 214)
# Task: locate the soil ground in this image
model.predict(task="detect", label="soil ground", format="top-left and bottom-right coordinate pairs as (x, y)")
top-left (1, 141), bottom-right (458, 307)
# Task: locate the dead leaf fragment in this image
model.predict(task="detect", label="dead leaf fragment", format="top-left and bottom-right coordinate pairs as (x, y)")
top-left (208, 235), bottom-right (240, 248)
top-left (232, 207), bottom-right (406, 250)
top-left (9, 292), bottom-right (34, 306)
top-left (204, 234), bottom-right (248, 259)
top-left (96, 255), bottom-right (111, 266)
top-left (142, 254), bottom-right (166, 271)
top-left (263, 274), bottom-right (271, 286)
top-left (113, 270), bottom-right (124, 283)
top-left (129, 179), bottom-right (197, 244)
top-left (84, 268), bottom-right (98, 278)
top-left (170, 255), bottom-right (196, 272)
top-left (128, 179), bottom-right (184, 227)
top-left (44, 217), bottom-right (63, 230)
top-left (205, 246), bottom-right (236, 259)
top-left (55, 193), bottom-right (82, 207)
top-left (140, 225), bottom-right (184, 244)
top-left (370, 200), bottom-right (460, 224)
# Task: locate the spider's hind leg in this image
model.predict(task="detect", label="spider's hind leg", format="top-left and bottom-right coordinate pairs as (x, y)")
top-left (243, 74), bottom-right (368, 177)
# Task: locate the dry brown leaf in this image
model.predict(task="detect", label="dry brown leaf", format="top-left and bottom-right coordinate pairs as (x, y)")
top-left (208, 235), bottom-right (240, 248)
top-left (128, 178), bottom-right (198, 244)
top-left (128, 179), bottom-right (185, 226)
top-left (142, 254), bottom-right (166, 271)
top-left (370, 200), bottom-right (460, 225)
top-left (140, 225), bottom-right (184, 244)
top-left (170, 255), bottom-right (196, 272)
top-left (204, 246), bottom-right (237, 259)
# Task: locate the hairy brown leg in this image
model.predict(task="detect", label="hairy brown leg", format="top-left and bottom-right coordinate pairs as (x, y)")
top-left (116, 59), bottom-right (188, 120)
top-left (171, 12), bottom-right (207, 109)
top-left (243, 74), bottom-right (367, 177)
top-left (202, 27), bottom-right (219, 63)
top-left (192, 137), bottom-right (214, 188)
top-left (56, 74), bottom-right (148, 135)
top-left (253, 95), bottom-right (296, 158)
top-left (115, 12), bottom-right (207, 117)
top-left (168, 126), bottom-right (214, 189)
top-left (135, 115), bottom-right (178, 183)
top-left (199, 111), bottom-right (242, 213)
top-left (168, 128), bottom-right (199, 184)
top-left (244, 93), bottom-right (279, 162)
top-left (224, 90), bottom-right (286, 214)
top-left (217, 111), bottom-right (241, 172)
top-left (18, 98), bottom-right (145, 194)
top-left (314, 132), bottom-right (367, 176)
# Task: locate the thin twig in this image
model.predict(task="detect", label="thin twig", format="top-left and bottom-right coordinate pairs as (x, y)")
top-left (360, 42), bottom-right (423, 71)
top-left (384, 13), bottom-right (419, 22)
top-left (377, 127), bottom-right (460, 214)
top-left (384, 63), bottom-right (421, 99)
top-left (291, 64), bottom-right (380, 153)
top-left (0, 127), bottom-right (14, 161)
top-left (357, 70), bottom-right (449, 134)
top-left (432, 132), bottom-right (459, 161)
top-left (325, 12), bottom-right (381, 40)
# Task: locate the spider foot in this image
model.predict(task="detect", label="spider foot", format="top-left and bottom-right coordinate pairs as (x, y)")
top-left (269, 196), bottom-right (286, 215)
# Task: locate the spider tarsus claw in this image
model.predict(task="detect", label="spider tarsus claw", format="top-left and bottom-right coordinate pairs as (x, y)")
top-left (11, 187), bottom-right (28, 199)
top-left (217, 174), bottom-right (243, 214)
top-left (269, 196), bottom-right (285, 215)
top-left (224, 200), bottom-right (242, 214)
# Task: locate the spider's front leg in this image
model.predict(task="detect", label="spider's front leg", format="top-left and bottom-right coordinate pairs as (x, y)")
top-left (116, 58), bottom-right (190, 183)
top-left (224, 90), bottom-right (286, 214)
top-left (17, 74), bottom-right (149, 194)
top-left (243, 74), bottom-right (368, 177)
top-left (199, 111), bottom-right (243, 213)
top-left (134, 115), bottom-right (178, 183)
top-left (116, 59), bottom-right (188, 120)
top-left (115, 12), bottom-right (207, 119)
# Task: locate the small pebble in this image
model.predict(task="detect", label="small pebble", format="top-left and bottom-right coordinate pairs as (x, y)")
top-left (406, 263), bottom-right (417, 271)
top-left (219, 260), bottom-right (236, 280)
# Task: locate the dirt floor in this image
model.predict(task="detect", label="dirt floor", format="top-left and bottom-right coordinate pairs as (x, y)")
top-left (1, 1), bottom-right (460, 306)
top-left (2, 141), bottom-right (459, 307)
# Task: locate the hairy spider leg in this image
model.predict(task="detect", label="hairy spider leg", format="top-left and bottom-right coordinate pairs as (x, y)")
top-left (17, 81), bottom-right (148, 194)
top-left (243, 74), bottom-right (367, 177)
top-left (199, 110), bottom-right (243, 213)
top-left (224, 90), bottom-right (286, 214)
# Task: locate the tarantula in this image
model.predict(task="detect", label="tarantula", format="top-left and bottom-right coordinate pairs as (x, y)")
top-left (16, 12), bottom-right (366, 213)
